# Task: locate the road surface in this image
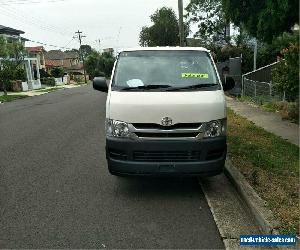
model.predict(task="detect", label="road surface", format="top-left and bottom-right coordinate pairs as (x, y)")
top-left (0, 85), bottom-right (224, 249)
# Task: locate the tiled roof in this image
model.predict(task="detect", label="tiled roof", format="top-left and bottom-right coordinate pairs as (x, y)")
top-left (26, 46), bottom-right (45, 53)
top-left (45, 50), bottom-right (79, 60)
top-left (0, 25), bottom-right (25, 35)
top-left (64, 51), bottom-right (79, 59)
top-left (44, 50), bottom-right (65, 60)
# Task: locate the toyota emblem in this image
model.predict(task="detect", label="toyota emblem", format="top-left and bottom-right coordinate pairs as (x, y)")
top-left (161, 117), bottom-right (173, 126)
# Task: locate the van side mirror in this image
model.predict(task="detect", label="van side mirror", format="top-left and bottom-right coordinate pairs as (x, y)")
top-left (93, 77), bottom-right (108, 92)
top-left (222, 76), bottom-right (235, 91)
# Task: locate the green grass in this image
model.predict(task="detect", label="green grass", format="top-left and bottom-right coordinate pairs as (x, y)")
top-left (35, 87), bottom-right (64, 93)
top-left (0, 94), bottom-right (28, 103)
top-left (227, 108), bottom-right (299, 234)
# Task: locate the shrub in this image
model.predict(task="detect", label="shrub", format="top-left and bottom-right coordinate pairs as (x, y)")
top-left (14, 67), bottom-right (27, 81)
top-left (272, 43), bottom-right (299, 101)
top-left (41, 77), bottom-right (56, 86)
top-left (278, 101), bottom-right (299, 123)
top-left (40, 69), bottom-right (50, 78)
top-left (50, 67), bottom-right (64, 78)
top-left (94, 69), bottom-right (105, 77)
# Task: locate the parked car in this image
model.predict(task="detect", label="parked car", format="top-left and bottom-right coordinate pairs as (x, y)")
top-left (93, 47), bottom-right (235, 176)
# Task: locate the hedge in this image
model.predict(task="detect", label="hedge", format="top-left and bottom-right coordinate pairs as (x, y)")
top-left (41, 77), bottom-right (56, 86)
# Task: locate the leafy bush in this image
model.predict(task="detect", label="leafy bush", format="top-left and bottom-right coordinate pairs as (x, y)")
top-left (85, 51), bottom-right (115, 78)
top-left (272, 42), bottom-right (299, 101)
top-left (277, 101), bottom-right (299, 123)
top-left (41, 77), bottom-right (56, 86)
top-left (14, 67), bottom-right (27, 81)
top-left (40, 69), bottom-right (50, 78)
top-left (93, 69), bottom-right (105, 77)
top-left (257, 31), bottom-right (299, 68)
top-left (50, 67), bottom-right (64, 78)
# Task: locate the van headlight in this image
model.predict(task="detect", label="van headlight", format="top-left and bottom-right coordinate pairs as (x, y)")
top-left (106, 119), bottom-right (132, 138)
top-left (203, 119), bottom-right (226, 138)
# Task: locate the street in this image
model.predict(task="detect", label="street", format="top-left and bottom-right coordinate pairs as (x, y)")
top-left (0, 86), bottom-right (224, 249)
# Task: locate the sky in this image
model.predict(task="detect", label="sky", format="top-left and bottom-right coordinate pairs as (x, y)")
top-left (0, 0), bottom-right (192, 51)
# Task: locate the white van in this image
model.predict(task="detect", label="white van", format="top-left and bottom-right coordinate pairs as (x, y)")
top-left (93, 47), bottom-right (235, 176)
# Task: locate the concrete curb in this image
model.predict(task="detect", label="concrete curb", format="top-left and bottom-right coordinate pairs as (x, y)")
top-left (224, 158), bottom-right (280, 235)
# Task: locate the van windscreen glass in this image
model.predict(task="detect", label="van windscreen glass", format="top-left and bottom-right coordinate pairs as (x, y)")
top-left (112, 50), bottom-right (220, 91)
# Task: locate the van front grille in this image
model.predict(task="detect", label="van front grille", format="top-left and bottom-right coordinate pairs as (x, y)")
top-left (134, 132), bottom-right (199, 138)
top-left (132, 123), bottom-right (201, 130)
top-left (133, 151), bottom-right (201, 162)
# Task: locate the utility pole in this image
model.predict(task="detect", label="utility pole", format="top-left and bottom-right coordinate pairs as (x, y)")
top-left (74, 30), bottom-right (87, 83)
top-left (253, 38), bottom-right (257, 70)
top-left (178, 0), bottom-right (185, 47)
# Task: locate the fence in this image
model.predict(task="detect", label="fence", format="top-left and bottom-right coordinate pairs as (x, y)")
top-left (242, 61), bottom-right (286, 102)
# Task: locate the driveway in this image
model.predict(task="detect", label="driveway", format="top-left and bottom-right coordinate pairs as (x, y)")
top-left (0, 86), bottom-right (224, 249)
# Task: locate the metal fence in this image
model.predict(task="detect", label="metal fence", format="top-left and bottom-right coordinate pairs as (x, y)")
top-left (243, 78), bottom-right (286, 102)
top-left (242, 61), bottom-right (286, 102)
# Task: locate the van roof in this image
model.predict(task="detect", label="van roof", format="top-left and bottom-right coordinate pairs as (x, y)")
top-left (118, 47), bottom-right (209, 53)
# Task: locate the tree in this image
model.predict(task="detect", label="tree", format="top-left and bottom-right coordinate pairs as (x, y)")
top-left (50, 67), bottom-right (64, 78)
top-left (185, 0), bottom-right (229, 46)
top-left (139, 7), bottom-right (182, 46)
top-left (272, 38), bottom-right (299, 101)
top-left (80, 45), bottom-right (92, 60)
top-left (85, 51), bottom-right (115, 78)
top-left (222, 0), bottom-right (299, 43)
top-left (0, 36), bottom-right (26, 95)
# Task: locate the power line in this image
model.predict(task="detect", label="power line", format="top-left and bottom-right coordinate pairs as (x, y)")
top-left (27, 38), bottom-right (76, 50)
top-left (63, 37), bottom-right (76, 48)
top-left (1, 0), bottom-right (69, 5)
top-left (0, 5), bottom-right (73, 36)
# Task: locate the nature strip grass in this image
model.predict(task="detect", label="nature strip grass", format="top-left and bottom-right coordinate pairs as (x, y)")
top-left (0, 95), bottom-right (28, 103)
top-left (227, 108), bottom-right (299, 235)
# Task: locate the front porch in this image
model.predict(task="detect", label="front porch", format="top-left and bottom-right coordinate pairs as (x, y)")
top-left (22, 57), bottom-right (41, 91)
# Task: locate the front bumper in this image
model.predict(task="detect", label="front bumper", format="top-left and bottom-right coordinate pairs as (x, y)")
top-left (106, 137), bottom-right (227, 176)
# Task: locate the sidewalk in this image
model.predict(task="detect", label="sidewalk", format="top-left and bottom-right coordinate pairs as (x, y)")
top-left (0, 83), bottom-right (87, 98)
top-left (226, 96), bottom-right (299, 146)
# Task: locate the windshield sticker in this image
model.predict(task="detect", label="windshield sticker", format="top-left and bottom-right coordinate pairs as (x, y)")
top-left (181, 73), bottom-right (209, 78)
top-left (126, 79), bottom-right (144, 87)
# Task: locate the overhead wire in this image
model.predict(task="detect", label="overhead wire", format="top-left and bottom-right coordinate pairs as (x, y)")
top-left (0, 4), bottom-right (73, 36)
top-left (27, 38), bottom-right (77, 50)
top-left (0, 0), bottom-right (69, 5)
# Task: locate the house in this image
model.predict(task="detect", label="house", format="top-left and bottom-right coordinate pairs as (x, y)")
top-left (0, 25), bottom-right (41, 91)
top-left (64, 51), bottom-right (80, 68)
top-left (45, 50), bottom-right (80, 71)
top-left (26, 46), bottom-right (46, 70)
top-left (45, 49), bottom-right (86, 81)
top-left (44, 50), bottom-right (65, 69)
top-left (103, 48), bottom-right (114, 55)
top-left (0, 25), bottom-right (28, 44)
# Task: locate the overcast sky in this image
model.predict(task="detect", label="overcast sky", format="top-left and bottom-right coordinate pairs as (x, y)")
top-left (0, 0), bottom-right (192, 51)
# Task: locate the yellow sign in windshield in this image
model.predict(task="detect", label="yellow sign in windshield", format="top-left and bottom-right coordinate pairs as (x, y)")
top-left (181, 73), bottom-right (209, 78)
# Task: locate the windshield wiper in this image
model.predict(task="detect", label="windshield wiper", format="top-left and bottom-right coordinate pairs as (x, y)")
top-left (166, 83), bottom-right (219, 91)
top-left (119, 84), bottom-right (172, 91)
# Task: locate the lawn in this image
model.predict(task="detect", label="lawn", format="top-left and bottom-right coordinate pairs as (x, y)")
top-left (0, 94), bottom-right (28, 103)
top-left (35, 87), bottom-right (64, 93)
top-left (227, 108), bottom-right (299, 235)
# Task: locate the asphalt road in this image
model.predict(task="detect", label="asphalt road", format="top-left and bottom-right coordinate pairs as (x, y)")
top-left (0, 86), bottom-right (224, 249)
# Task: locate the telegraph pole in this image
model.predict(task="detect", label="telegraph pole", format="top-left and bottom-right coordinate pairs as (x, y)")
top-left (75, 30), bottom-right (87, 83)
top-left (253, 38), bottom-right (257, 70)
top-left (178, 0), bottom-right (185, 47)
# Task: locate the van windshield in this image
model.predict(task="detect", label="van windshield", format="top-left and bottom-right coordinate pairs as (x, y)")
top-left (112, 50), bottom-right (220, 91)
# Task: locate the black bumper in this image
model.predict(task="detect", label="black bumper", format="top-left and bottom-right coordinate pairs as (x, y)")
top-left (106, 137), bottom-right (226, 176)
